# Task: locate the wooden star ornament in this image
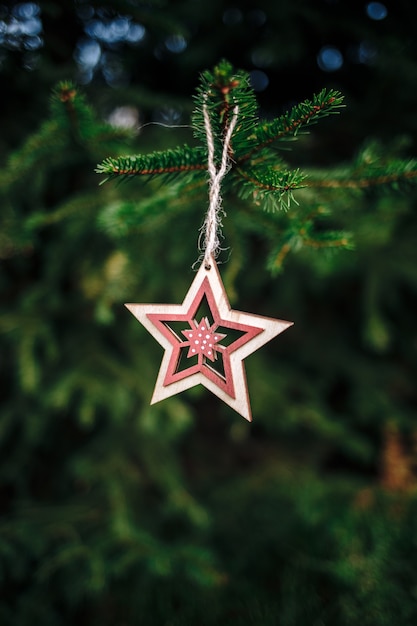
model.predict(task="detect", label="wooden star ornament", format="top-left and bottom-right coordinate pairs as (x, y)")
top-left (125, 258), bottom-right (293, 421)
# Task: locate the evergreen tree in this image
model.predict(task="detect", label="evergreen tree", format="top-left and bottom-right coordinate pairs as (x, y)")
top-left (2, 2), bottom-right (417, 625)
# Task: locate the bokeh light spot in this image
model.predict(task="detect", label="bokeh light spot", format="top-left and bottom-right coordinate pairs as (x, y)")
top-left (366, 2), bottom-right (387, 20)
top-left (74, 38), bottom-right (101, 68)
top-left (165, 34), bottom-right (187, 53)
top-left (23, 34), bottom-right (42, 50)
top-left (249, 69), bottom-right (269, 92)
top-left (12, 3), bottom-right (40, 19)
top-left (126, 23), bottom-right (145, 43)
top-left (107, 106), bottom-right (139, 130)
top-left (317, 46), bottom-right (343, 72)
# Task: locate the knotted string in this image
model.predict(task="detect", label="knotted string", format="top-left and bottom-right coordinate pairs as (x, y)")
top-left (200, 102), bottom-right (239, 269)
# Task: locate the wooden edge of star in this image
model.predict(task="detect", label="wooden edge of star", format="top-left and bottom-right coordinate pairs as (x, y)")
top-left (125, 256), bottom-right (293, 422)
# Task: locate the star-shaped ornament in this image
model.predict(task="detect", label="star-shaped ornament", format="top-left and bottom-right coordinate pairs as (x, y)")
top-left (126, 257), bottom-right (293, 421)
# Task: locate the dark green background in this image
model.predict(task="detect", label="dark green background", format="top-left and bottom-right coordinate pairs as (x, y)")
top-left (1, 1), bottom-right (417, 624)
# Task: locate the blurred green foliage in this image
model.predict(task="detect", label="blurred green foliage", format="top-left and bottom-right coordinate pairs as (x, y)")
top-left (1, 1), bottom-right (417, 625)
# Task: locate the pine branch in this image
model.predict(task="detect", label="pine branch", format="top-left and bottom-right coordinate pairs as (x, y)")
top-left (306, 164), bottom-right (417, 190)
top-left (98, 181), bottom-right (204, 237)
top-left (93, 60), bottom-right (416, 202)
top-left (237, 88), bottom-right (344, 163)
top-left (53, 82), bottom-right (83, 140)
top-left (96, 60), bottom-right (342, 213)
top-left (191, 60), bottom-right (260, 160)
top-left (235, 166), bottom-right (306, 211)
top-left (95, 146), bottom-right (207, 183)
top-left (26, 191), bottom-right (107, 230)
top-left (95, 60), bottom-right (417, 270)
top-left (268, 229), bottom-right (354, 274)
top-left (0, 82), bottom-right (131, 191)
top-left (302, 140), bottom-right (417, 195)
top-left (0, 119), bottom-right (63, 189)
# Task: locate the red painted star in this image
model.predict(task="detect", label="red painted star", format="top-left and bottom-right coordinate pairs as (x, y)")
top-left (125, 257), bottom-right (293, 421)
top-left (181, 317), bottom-right (226, 362)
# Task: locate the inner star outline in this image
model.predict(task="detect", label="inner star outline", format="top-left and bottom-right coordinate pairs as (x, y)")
top-left (125, 256), bottom-right (293, 421)
top-left (145, 276), bottom-right (264, 400)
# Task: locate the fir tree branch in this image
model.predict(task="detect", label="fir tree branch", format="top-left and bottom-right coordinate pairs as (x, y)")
top-left (235, 166), bottom-right (306, 211)
top-left (302, 235), bottom-right (352, 248)
top-left (0, 120), bottom-right (63, 189)
top-left (95, 146), bottom-right (207, 183)
top-left (55, 82), bottom-right (81, 140)
top-left (53, 81), bottom-right (133, 149)
top-left (269, 232), bottom-right (353, 273)
top-left (97, 62), bottom-right (343, 207)
top-left (306, 167), bottom-right (417, 189)
top-left (98, 181), bottom-right (204, 237)
top-left (237, 88), bottom-right (344, 164)
top-left (0, 82), bottom-right (131, 190)
top-left (236, 166), bottom-right (305, 193)
top-left (192, 60), bottom-right (260, 160)
top-left (272, 242), bottom-right (292, 269)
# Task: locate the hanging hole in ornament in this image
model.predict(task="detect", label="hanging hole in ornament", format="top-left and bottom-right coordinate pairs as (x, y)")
top-left (204, 263), bottom-right (211, 271)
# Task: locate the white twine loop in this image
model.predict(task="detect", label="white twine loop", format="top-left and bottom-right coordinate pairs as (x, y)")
top-left (200, 102), bottom-right (239, 269)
